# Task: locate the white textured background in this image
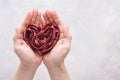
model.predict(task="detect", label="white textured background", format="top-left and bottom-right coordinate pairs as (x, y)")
top-left (0, 0), bottom-right (120, 80)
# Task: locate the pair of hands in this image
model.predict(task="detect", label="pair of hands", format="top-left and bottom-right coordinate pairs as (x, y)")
top-left (13, 9), bottom-right (72, 70)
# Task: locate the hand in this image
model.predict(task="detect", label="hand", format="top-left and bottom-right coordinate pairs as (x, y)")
top-left (42, 10), bottom-right (72, 67)
top-left (42, 10), bottom-right (72, 80)
top-left (13, 9), bottom-right (43, 68)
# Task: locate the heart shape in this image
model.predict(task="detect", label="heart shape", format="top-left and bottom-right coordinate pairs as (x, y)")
top-left (23, 23), bottom-right (60, 55)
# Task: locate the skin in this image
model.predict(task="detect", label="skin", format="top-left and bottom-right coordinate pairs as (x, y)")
top-left (13, 9), bottom-right (72, 80)
top-left (43, 10), bottom-right (72, 80)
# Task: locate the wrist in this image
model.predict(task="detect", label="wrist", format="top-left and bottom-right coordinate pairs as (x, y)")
top-left (20, 57), bottom-right (42, 69)
top-left (20, 62), bottom-right (38, 71)
top-left (21, 62), bottom-right (39, 70)
top-left (46, 63), bottom-right (71, 80)
top-left (13, 63), bottom-right (38, 80)
top-left (46, 62), bottom-right (65, 70)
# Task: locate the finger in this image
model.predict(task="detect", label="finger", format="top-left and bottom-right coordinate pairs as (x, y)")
top-left (55, 39), bottom-right (63, 45)
top-left (64, 36), bottom-right (72, 44)
top-left (63, 26), bottom-right (71, 38)
top-left (59, 32), bottom-right (64, 39)
top-left (35, 11), bottom-right (40, 26)
top-left (63, 36), bottom-right (72, 51)
top-left (62, 26), bottom-right (72, 46)
top-left (43, 10), bottom-right (50, 24)
top-left (62, 27), bottom-right (72, 49)
top-left (13, 27), bottom-right (23, 45)
top-left (39, 12), bottom-right (45, 28)
top-left (21, 11), bottom-right (32, 31)
top-left (51, 11), bottom-right (63, 26)
top-left (39, 12), bottom-right (43, 27)
top-left (50, 11), bottom-right (64, 33)
top-left (54, 27), bottom-right (72, 50)
top-left (46, 10), bottom-right (54, 23)
top-left (41, 14), bottom-right (46, 27)
top-left (30, 9), bottom-right (38, 24)
top-left (14, 27), bottom-right (22, 40)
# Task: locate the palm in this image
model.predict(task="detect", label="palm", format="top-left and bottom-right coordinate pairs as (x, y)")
top-left (42, 10), bottom-right (72, 66)
top-left (15, 39), bottom-right (40, 65)
top-left (13, 10), bottom-right (43, 67)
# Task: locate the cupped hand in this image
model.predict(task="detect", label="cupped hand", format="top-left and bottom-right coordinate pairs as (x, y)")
top-left (13, 9), bottom-right (43, 68)
top-left (42, 10), bottom-right (72, 67)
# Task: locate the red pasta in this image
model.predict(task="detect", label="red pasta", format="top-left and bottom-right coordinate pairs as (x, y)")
top-left (23, 23), bottom-right (60, 56)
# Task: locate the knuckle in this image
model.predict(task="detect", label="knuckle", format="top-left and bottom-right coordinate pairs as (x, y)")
top-left (14, 46), bottom-right (20, 52)
top-left (70, 36), bottom-right (72, 40)
top-left (13, 36), bottom-right (15, 41)
top-left (68, 35), bottom-right (72, 40)
top-left (63, 45), bottom-right (70, 50)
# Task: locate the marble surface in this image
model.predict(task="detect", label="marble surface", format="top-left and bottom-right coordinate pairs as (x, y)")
top-left (0, 0), bottom-right (120, 80)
